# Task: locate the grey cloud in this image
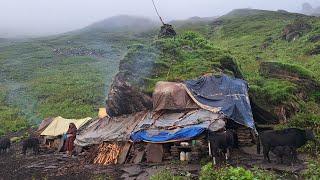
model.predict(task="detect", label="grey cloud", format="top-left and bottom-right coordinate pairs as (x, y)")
top-left (0, 0), bottom-right (317, 37)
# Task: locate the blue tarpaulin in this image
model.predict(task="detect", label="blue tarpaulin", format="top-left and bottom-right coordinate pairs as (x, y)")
top-left (130, 110), bottom-right (225, 143)
top-left (184, 75), bottom-right (255, 129)
top-left (131, 124), bottom-right (206, 143)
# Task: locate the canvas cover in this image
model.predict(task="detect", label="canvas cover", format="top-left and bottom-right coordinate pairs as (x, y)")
top-left (184, 75), bottom-right (255, 129)
top-left (153, 81), bottom-right (198, 111)
top-left (98, 108), bottom-right (109, 119)
top-left (40, 116), bottom-right (92, 136)
top-left (75, 111), bottom-right (148, 147)
top-left (131, 109), bottom-right (225, 143)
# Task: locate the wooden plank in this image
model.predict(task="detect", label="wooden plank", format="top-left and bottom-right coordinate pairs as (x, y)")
top-left (56, 137), bottom-right (65, 152)
top-left (117, 142), bottom-right (131, 164)
top-left (133, 150), bottom-right (145, 164)
top-left (146, 143), bottom-right (163, 163)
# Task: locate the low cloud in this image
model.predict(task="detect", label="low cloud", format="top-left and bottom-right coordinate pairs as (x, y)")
top-left (0, 0), bottom-right (318, 37)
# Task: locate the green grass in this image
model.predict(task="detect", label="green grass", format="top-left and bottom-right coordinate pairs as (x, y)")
top-left (172, 9), bottom-right (320, 121)
top-left (0, 20), bottom-right (153, 135)
top-left (0, 87), bottom-right (28, 136)
top-left (118, 9), bottom-right (320, 124)
top-left (199, 163), bottom-right (277, 180)
top-left (121, 31), bottom-right (239, 93)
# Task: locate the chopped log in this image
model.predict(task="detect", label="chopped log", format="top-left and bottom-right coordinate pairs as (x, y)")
top-left (93, 142), bottom-right (121, 165)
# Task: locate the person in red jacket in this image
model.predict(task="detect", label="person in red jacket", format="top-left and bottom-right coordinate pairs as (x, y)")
top-left (64, 123), bottom-right (77, 156)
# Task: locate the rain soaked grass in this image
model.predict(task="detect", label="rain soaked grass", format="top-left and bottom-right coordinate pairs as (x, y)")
top-left (0, 29), bottom-right (145, 135)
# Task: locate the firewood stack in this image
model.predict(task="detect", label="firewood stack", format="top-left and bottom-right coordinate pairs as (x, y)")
top-left (236, 127), bottom-right (254, 146)
top-left (93, 143), bottom-right (121, 165)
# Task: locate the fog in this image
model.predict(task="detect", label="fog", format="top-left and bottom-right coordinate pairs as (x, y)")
top-left (0, 0), bottom-right (319, 38)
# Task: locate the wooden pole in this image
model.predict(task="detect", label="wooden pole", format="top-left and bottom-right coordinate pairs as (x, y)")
top-left (151, 0), bottom-right (165, 25)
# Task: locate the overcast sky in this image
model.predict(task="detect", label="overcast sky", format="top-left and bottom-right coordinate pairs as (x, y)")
top-left (0, 0), bottom-right (319, 38)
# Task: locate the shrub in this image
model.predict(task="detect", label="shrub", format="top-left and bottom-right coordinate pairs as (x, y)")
top-left (199, 163), bottom-right (276, 180)
top-left (250, 79), bottom-right (297, 105)
top-left (302, 158), bottom-right (320, 180)
top-left (150, 170), bottom-right (186, 180)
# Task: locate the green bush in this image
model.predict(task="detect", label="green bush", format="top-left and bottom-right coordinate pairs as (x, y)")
top-left (199, 163), bottom-right (276, 180)
top-left (302, 158), bottom-right (320, 180)
top-left (250, 79), bottom-right (297, 105)
top-left (150, 170), bottom-right (186, 180)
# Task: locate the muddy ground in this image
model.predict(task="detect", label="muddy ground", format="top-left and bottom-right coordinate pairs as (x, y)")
top-left (0, 142), bottom-right (310, 180)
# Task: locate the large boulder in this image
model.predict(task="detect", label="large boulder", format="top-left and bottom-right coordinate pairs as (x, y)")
top-left (158, 24), bottom-right (177, 38)
top-left (259, 61), bottom-right (319, 92)
top-left (257, 61), bottom-right (320, 122)
top-left (106, 73), bottom-right (152, 117)
top-left (282, 20), bottom-right (311, 41)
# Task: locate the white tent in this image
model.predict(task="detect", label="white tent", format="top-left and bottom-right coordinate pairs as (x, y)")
top-left (41, 116), bottom-right (92, 137)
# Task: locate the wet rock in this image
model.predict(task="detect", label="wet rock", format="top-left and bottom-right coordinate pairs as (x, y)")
top-left (257, 61), bottom-right (320, 122)
top-left (307, 44), bottom-right (320, 55)
top-left (260, 37), bottom-right (274, 50)
top-left (211, 19), bottom-right (224, 28)
top-left (106, 74), bottom-right (152, 117)
top-left (121, 165), bottom-right (143, 176)
top-left (251, 102), bottom-right (278, 124)
top-left (309, 35), bottom-right (320, 43)
top-left (159, 24), bottom-right (177, 38)
top-left (219, 57), bottom-right (243, 79)
top-left (282, 20), bottom-right (311, 41)
top-left (259, 61), bottom-right (319, 91)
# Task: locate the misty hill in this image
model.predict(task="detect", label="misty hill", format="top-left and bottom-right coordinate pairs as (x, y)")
top-left (0, 15), bottom-right (158, 135)
top-left (205, 9), bottom-right (320, 124)
top-left (83, 15), bottom-right (158, 32)
top-left (301, 2), bottom-right (320, 16)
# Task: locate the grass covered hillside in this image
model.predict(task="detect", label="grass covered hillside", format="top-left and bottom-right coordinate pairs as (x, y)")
top-left (1, 9), bottom-right (320, 137)
top-left (119, 31), bottom-right (241, 94)
top-left (205, 9), bottom-right (320, 128)
top-left (0, 16), bottom-right (157, 135)
top-left (118, 9), bottom-right (320, 132)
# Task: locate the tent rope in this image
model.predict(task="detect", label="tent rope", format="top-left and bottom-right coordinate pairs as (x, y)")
top-left (151, 0), bottom-right (164, 25)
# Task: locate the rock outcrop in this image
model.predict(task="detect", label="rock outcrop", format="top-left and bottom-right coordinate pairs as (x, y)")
top-left (282, 20), bottom-right (311, 41)
top-left (258, 61), bottom-right (320, 122)
top-left (158, 24), bottom-right (177, 38)
top-left (309, 35), bottom-right (320, 43)
top-left (307, 44), bottom-right (320, 56)
top-left (260, 61), bottom-right (319, 92)
top-left (106, 73), bottom-right (152, 117)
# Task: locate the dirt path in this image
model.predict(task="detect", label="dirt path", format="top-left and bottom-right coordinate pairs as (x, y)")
top-left (0, 143), bottom-right (309, 180)
top-left (0, 143), bottom-right (121, 180)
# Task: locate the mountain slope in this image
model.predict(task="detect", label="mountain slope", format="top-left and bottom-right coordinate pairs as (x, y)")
top-left (0, 15), bottom-right (157, 135)
top-left (1, 10), bottom-right (320, 136)
top-left (174, 9), bottom-right (320, 124)
top-left (84, 15), bottom-right (158, 32)
top-left (107, 9), bottom-right (320, 129)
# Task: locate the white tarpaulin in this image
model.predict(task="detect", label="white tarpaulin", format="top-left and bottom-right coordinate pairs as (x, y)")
top-left (40, 116), bottom-right (92, 136)
top-left (75, 111), bottom-right (148, 147)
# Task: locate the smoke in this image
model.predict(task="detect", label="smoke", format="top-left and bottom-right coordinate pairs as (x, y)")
top-left (0, 0), bottom-right (317, 38)
top-left (5, 82), bottom-right (42, 125)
